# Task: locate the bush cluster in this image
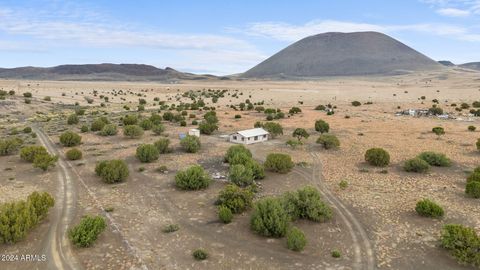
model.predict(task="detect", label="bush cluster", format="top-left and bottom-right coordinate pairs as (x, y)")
top-left (0, 137), bottom-right (23, 156)
top-left (218, 205), bottom-right (233, 224)
top-left (250, 197), bottom-right (289, 237)
top-left (286, 227), bottom-right (307, 251)
top-left (314, 119), bottom-right (330, 133)
top-left (264, 153), bottom-right (294, 173)
top-left (90, 117), bottom-right (109, 131)
top-left (66, 148), bottom-right (82, 160)
top-left (95, 160), bottom-right (129, 183)
top-left (136, 144), bottom-right (159, 163)
top-left (175, 165), bottom-right (211, 190)
top-left (417, 151), bottom-right (451, 167)
top-left (365, 148), bottom-right (390, 167)
top-left (68, 215), bottom-right (106, 248)
top-left (20, 145), bottom-right (47, 162)
top-left (217, 184), bottom-right (254, 214)
top-left (33, 153), bottom-right (58, 171)
top-left (0, 192), bottom-right (54, 244)
top-left (404, 158), bottom-right (430, 173)
top-left (123, 125), bottom-right (144, 138)
top-left (316, 134), bottom-right (340, 149)
top-left (99, 124), bottom-right (118, 136)
top-left (440, 224), bottom-right (480, 267)
top-left (154, 138), bottom-right (171, 154)
top-left (415, 199), bottom-right (444, 218)
top-left (122, 114), bottom-right (138, 125)
top-left (67, 114), bottom-right (79, 125)
top-left (229, 164), bottom-right (254, 187)
top-left (59, 131), bottom-right (82, 147)
top-left (180, 135), bottom-right (201, 153)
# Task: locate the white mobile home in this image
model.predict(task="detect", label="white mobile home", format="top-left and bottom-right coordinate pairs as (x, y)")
top-left (229, 128), bottom-right (269, 145)
top-left (188, 128), bottom-right (200, 137)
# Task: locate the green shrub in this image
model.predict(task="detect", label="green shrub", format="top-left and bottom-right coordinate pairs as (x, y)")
top-left (251, 197), bottom-right (289, 237)
top-left (59, 131), bottom-right (82, 147)
top-left (286, 227), bottom-right (306, 251)
top-left (180, 135), bottom-right (201, 153)
top-left (415, 199), bottom-right (444, 218)
top-left (432, 126), bottom-right (445, 136)
top-left (99, 124), bottom-right (118, 136)
top-left (225, 145), bottom-right (252, 163)
top-left (32, 153), bottom-right (58, 171)
top-left (404, 158), bottom-right (430, 173)
top-left (67, 114), bottom-right (79, 125)
top-left (23, 127), bottom-right (32, 133)
top-left (218, 206), bottom-right (233, 224)
top-left (365, 148), bottom-right (390, 167)
top-left (217, 184), bottom-right (254, 214)
top-left (465, 181), bottom-right (480, 198)
top-left (0, 192), bottom-right (54, 244)
top-left (136, 144), bottom-right (159, 163)
top-left (66, 148), bottom-right (82, 160)
top-left (198, 121), bottom-right (218, 135)
top-left (154, 138), bottom-right (171, 154)
top-left (90, 118), bottom-right (108, 131)
top-left (286, 139), bottom-right (302, 148)
top-left (264, 153), bottom-right (294, 173)
top-left (162, 224), bottom-right (179, 233)
top-left (192, 249), bottom-right (208, 261)
top-left (80, 125), bottom-right (89, 133)
top-left (417, 151), bottom-right (451, 167)
top-left (316, 134), bottom-right (340, 149)
top-left (351, 101), bottom-right (361, 106)
top-left (292, 128), bottom-right (309, 141)
top-left (122, 114), bottom-right (138, 125)
top-left (229, 164), bottom-right (254, 187)
top-left (468, 126), bottom-right (476, 132)
top-left (23, 92), bottom-right (32, 98)
top-left (281, 186), bottom-right (332, 222)
top-left (315, 120), bottom-right (330, 133)
top-left (139, 119), bottom-right (154, 130)
top-left (477, 138), bottom-right (480, 151)
top-left (467, 172), bottom-right (480, 183)
top-left (429, 107), bottom-right (444, 115)
top-left (152, 124), bottom-right (165, 135)
top-left (0, 137), bottom-right (22, 156)
top-left (95, 160), bottom-right (129, 183)
top-left (20, 145), bottom-right (48, 162)
top-left (175, 165), bottom-right (211, 190)
top-left (262, 122), bottom-right (283, 138)
top-left (244, 159), bottom-right (265, 180)
top-left (440, 224), bottom-right (480, 267)
top-left (331, 250), bottom-right (342, 258)
top-left (123, 125), bottom-right (144, 138)
top-left (68, 215), bottom-right (106, 248)
top-left (315, 105), bottom-right (326, 110)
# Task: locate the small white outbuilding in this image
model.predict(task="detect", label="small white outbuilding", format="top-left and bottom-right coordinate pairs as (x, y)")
top-left (188, 128), bottom-right (200, 137)
top-left (229, 128), bottom-right (269, 145)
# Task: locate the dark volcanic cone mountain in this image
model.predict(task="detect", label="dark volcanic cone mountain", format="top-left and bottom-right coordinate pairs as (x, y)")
top-left (243, 31), bottom-right (443, 78)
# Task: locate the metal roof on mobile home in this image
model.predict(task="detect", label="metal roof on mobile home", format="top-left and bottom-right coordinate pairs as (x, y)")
top-left (233, 128), bottom-right (269, 137)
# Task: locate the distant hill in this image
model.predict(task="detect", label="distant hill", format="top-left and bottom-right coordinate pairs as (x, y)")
top-left (0, 64), bottom-right (222, 81)
top-left (459, 62), bottom-right (480, 71)
top-left (242, 31), bottom-right (443, 78)
top-left (438, 60), bottom-right (455, 66)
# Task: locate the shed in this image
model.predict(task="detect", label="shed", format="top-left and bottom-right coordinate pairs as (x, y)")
top-left (229, 128), bottom-right (269, 145)
top-left (188, 128), bottom-right (200, 137)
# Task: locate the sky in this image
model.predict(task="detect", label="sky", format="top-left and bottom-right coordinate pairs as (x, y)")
top-left (0, 0), bottom-right (480, 75)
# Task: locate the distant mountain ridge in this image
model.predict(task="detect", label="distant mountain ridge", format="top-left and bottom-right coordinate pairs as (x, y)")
top-left (0, 63), bottom-right (221, 81)
top-left (459, 62), bottom-right (480, 71)
top-left (243, 31), bottom-right (444, 78)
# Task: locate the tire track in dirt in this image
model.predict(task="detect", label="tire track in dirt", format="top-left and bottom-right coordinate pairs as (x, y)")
top-left (33, 126), bottom-right (82, 270)
top-left (293, 150), bottom-right (376, 270)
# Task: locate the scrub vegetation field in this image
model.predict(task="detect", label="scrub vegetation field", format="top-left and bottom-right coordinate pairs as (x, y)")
top-left (0, 68), bottom-right (479, 270)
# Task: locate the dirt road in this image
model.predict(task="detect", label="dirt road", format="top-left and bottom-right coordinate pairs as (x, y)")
top-left (33, 126), bottom-right (82, 270)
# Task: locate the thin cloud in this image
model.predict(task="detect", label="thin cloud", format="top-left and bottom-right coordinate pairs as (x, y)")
top-left (436, 7), bottom-right (471, 16)
top-left (239, 20), bottom-right (480, 42)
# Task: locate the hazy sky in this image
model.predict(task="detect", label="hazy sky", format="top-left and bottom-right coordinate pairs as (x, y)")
top-left (0, 0), bottom-right (479, 75)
